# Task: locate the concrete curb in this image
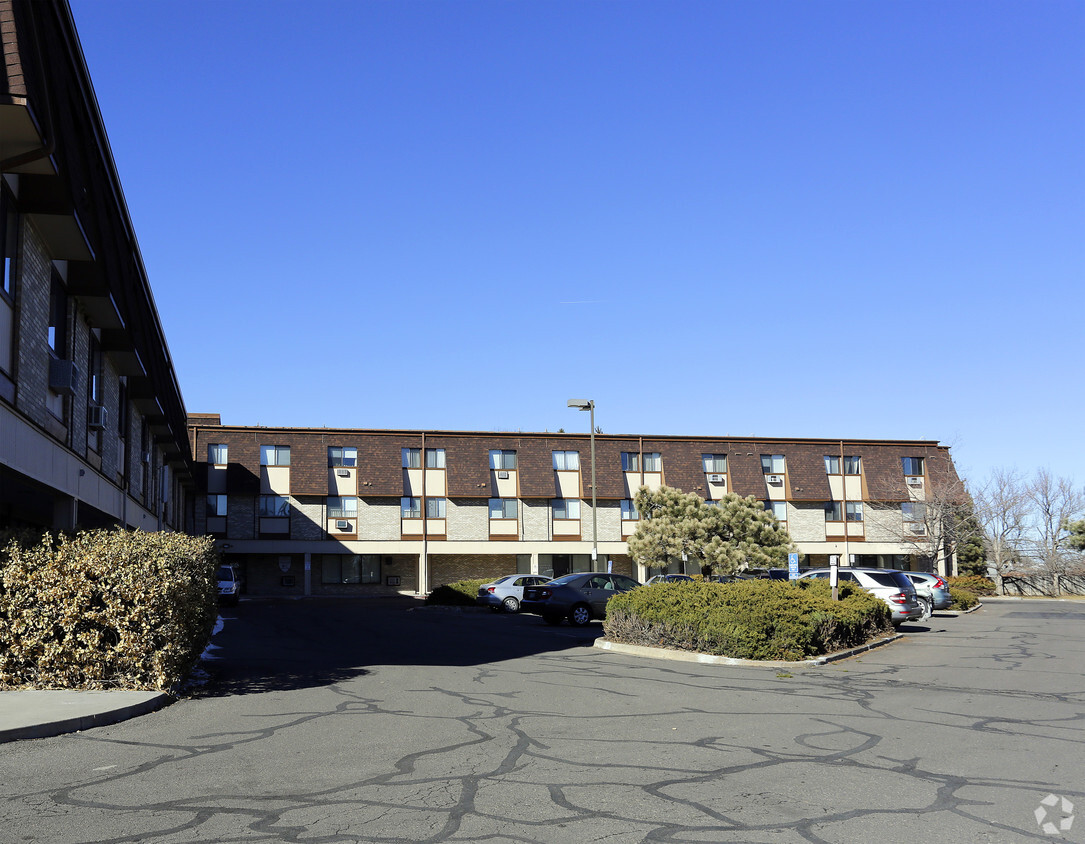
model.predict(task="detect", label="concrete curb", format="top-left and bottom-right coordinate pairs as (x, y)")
top-left (593, 634), bottom-right (903, 668)
top-left (0, 690), bottom-right (170, 743)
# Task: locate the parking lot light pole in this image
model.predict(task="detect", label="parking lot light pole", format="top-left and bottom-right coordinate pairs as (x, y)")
top-left (567, 399), bottom-right (597, 570)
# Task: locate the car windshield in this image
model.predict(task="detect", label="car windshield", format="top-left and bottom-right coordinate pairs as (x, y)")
top-left (217, 566), bottom-right (234, 581)
top-left (547, 573), bottom-right (585, 586)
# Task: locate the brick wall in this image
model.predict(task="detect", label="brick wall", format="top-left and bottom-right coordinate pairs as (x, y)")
top-left (429, 554), bottom-right (518, 588)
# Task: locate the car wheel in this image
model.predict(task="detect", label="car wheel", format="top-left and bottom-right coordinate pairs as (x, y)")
top-left (543, 614), bottom-right (563, 625)
top-left (568, 604), bottom-right (592, 627)
top-left (502, 596), bottom-right (519, 613)
top-left (917, 596), bottom-right (932, 620)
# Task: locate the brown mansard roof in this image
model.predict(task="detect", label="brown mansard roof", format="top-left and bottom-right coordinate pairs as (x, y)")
top-left (186, 423), bottom-right (955, 502)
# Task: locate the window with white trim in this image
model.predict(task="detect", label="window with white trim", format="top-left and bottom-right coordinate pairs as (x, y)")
top-left (702, 454), bottom-right (728, 473)
top-left (552, 451), bottom-right (580, 471)
top-left (489, 450), bottom-right (517, 470)
top-left (260, 445), bottom-right (290, 466)
top-left (489, 498), bottom-right (517, 519)
top-left (552, 499), bottom-right (581, 520)
top-left (328, 447), bottom-right (357, 467)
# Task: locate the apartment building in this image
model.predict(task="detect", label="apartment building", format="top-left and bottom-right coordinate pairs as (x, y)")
top-left (0, 1), bottom-right (194, 533)
top-left (187, 416), bottom-right (962, 596)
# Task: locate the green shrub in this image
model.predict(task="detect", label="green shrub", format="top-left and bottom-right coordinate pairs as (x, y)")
top-left (0, 529), bottom-right (218, 691)
top-left (603, 579), bottom-right (892, 661)
top-left (948, 587), bottom-right (980, 611)
top-left (425, 579), bottom-right (487, 606)
top-left (946, 575), bottom-right (995, 596)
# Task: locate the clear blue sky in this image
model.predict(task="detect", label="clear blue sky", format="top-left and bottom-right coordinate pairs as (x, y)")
top-left (68, 0), bottom-right (1084, 490)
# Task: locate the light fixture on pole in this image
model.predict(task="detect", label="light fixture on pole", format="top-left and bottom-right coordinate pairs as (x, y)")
top-left (567, 399), bottom-right (597, 570)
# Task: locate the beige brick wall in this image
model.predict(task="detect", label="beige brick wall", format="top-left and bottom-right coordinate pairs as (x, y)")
top-left (429, 554), bottom-right (519, 588)
top-left (446, 498), bottom-right (488, 540)
top-left (359, 497), bottom-right (400, 540)
top-left (788, 502), bottom-right (826, 543)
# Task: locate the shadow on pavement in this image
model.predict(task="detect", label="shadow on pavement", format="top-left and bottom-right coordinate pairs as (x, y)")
top-left (191, 596), bottom-right (603, 699)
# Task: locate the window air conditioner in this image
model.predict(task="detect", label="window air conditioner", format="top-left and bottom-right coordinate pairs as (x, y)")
top-left (708, 474), bottom-right (725, 484)
top-left (48, 358), bottom-right (80, 396)
top-left (335, 519), bottom-right (351, 531)
top-left (767, 475), bottom-right (783, 484)
top-left (336, 468), bottom-right (350, 477)
top-left (907, 477), bottom-right (924, 486)
top-left (87, 404), bottom-right (107, 429)
top-left (498, 471), bottom-right (509, 480)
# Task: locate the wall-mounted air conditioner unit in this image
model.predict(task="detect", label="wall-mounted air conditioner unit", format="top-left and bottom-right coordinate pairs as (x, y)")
top-left (708, 474), bottom-right (725, 484)
top-left (335, 468), bottom-right (350, 477)
top-left (48, 358), bottom-right (80, 396)
top-left (498, 471), bottom-right (509, 480)
top-left (767, 474), bottom-right (783, 484)
top-left (907, 477), bottom-right (924, 486)
top-left (335, 519), bottom-right (351, 531)
top-left (87, 404), bottom-right (107, 429)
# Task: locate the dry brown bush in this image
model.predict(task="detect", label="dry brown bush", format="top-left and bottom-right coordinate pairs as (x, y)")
top-left (0, 529), bottom-right (218, 691)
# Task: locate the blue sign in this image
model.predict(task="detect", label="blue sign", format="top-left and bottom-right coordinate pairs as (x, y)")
top-left (788, 552), bottom-right (800, 580)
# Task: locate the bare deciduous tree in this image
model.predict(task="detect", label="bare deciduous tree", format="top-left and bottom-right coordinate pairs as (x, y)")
top-left (1025, 470), bottom-right (1085, 592)
top-left (972, 468), bottom-right (1030, 594)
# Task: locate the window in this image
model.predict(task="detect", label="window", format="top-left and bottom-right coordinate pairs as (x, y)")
top-left (621, 452), bottom-right (640, 472)
top-left (902, 502), bottom-right (926, 522)
top-left (401, 497), bottom-right (421, 518)
top-left (321, 554), bottom-right (380, 585)
top-left (902, 456), bottom-right (925, 476)
top-left (552, 499), bottom-right (581, 520)
top-left (825, 501), bottom-right (843, 521)
top-left (621, 499), bottom-right (640, 520)
top-left (259, 495), bottom-right (291, 516)
top-left (426, 498), bottom-right (446, 518)
top-left (552, 451), bottom-right (580, 471)
top-left (206, 495), bottom-right (227, 517)
top-left (328, 446), bottom-right (357, 467)
top-left (208, 444), bottom-right (228, 465)
top-left (761, 455), bottom-right (786, 474)
top-left (702, 454), bottom-right (728, 473)
top-left (327, 496), bottom-right (358, 519)
top-left (1, 186), bottom-right (16, 299)
top-left (489, 449), bottom-right (517, 470)
top-left (765, 501), bottom-right (787, 522)
top-left (48, 272), bottom-right (66, 354)
top-left (825, 456), bottom-right (861, 474)
top-left (260, 445), bottom-right (290, 466)
top-left (846, 502), bottom-right (864, 522)
top-left (489, 498), bottom-right (517, 519)
top-left (402, 448), bottom-right (421, 468)
top-left (643, 452), bottom-right (662, 472)
top-left (425, 448), bottom-right (445, 469)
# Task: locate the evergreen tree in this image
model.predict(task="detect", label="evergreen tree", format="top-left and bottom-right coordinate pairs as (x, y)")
top-left (628, 485), bottom-right (796, 575)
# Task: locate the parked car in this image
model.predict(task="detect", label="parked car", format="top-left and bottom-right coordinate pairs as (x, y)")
top-left (798, 567), bottom-right (922, 626)
top-left (217, 564), bottom-right (241, 607)
top-left (904, 572), bottom-right (952, 616)
top-left (520, 572), bottom-right (642, 626)
top-left (476, 574), bottom-right (551, 613)
top-left (645, 574), bottom-right (694, 585)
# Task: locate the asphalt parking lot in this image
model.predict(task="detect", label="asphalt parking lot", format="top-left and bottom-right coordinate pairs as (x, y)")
top-left (0, 597), bottom-right (1082, 843)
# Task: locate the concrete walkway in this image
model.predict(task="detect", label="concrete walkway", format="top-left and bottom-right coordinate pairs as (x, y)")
top-left (0, 689), bottom-right (169, 743)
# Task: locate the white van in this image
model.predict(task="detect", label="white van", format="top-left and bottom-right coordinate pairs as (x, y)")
top-left (217, 564), bottom-right (241, 606)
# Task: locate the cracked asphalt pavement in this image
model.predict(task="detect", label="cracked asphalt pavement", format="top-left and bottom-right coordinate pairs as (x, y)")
top-left (1, 597), bottom-right (1082, 843)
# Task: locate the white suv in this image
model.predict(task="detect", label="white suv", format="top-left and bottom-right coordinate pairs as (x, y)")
top-left (799, 567), bottom-right (923, 626)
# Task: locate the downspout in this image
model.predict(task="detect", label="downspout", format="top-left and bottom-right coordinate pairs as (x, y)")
top-left (420, 431), bottom-right (427, 595)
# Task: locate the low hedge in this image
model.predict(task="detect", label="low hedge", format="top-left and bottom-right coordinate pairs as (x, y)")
top-left (425, 579), bottom-right (487, 606)
top-left (946, 575), bottom-right (996, 596)
top-left (948, 587), bottom-right (980, 611)
top-left (0, 529), bottom-right (218, 691)
top-left (603, 579), bottom-right (892, 661)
